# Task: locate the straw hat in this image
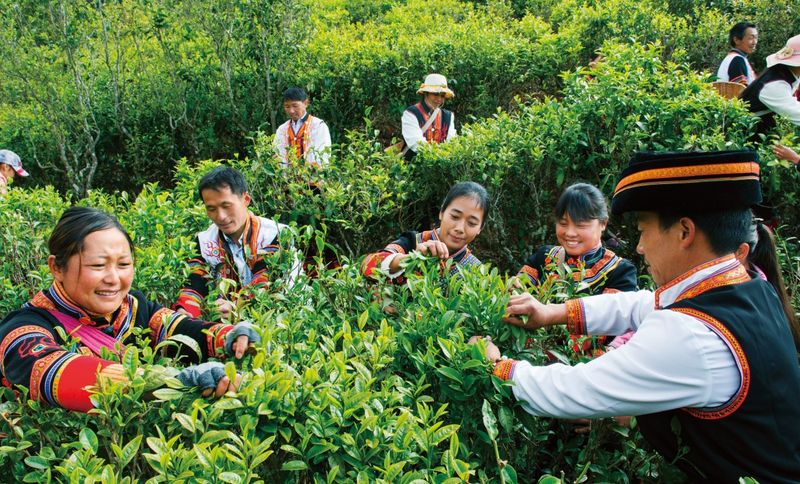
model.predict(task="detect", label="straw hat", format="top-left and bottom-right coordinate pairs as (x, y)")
top-left (416, 73), bottom-right (455, 98)
top-left (766, 35), bottom-right (800, 68)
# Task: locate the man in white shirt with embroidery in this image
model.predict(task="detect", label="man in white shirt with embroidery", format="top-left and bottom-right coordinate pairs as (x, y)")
top-left (716, 21), bottom-right (758, 85)
top-left (273, 87), bottom-right (331, 169)
top-left (477, 150), bottom-right (800, 482)
top-left (175, 166), bottom-right (293, 319)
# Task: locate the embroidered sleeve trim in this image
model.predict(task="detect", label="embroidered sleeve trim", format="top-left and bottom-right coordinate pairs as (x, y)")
top-left (493, 359), bottom-right (517, 381)
top-left (148, 308), bottom-right (183, 345)
top-left (206, 324), bottom-right (234, 357)
top-left (361, 252), bottom-right (389, 277)
top-left (54, 355), bottom-right (114, 412)
top-left (565, 299), bottom-right (586, 334)
top-left (186, 257), bottom-right (210, 277)
top-left (385, 243), bottom-right (406, 255)
top-left (248, 272), bottom-right (270, 289)
top-left (672, 307), bottom-right (750, 420)
top-left (29, 350), bottom-right (72, 405)
top-left (519, 265), bottom-right (540, 285)
top-left (175, 289), bottom-right (203, 319)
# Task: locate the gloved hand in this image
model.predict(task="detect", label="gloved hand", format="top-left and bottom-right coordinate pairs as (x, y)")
top-left (225, 320), bottom-right (261, 359)
top-left (176, 361), bottom-right (240, 398)
top-left (177, 361), bottom-right (226, 390)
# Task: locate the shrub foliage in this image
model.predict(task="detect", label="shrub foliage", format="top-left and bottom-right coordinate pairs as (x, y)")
top-left (1, 0), bottom-right (800, 482)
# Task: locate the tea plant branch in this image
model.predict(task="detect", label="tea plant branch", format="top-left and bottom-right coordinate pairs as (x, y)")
top-left (482, 400), bottom-right (506, 484)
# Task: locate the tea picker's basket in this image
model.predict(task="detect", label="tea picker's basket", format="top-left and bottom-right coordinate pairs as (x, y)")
top-left (711, 81), bottom-right (745, 100)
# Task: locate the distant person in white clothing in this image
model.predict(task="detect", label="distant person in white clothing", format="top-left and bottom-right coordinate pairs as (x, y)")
top-left (273, 87), bottom-right (331, 169)
top-left (401, 74), bottom-right (457, 161)
top-left (717, 21), bottom-right (758, 85)
top-left (740, 35), bottom-right (800, 168)
top-left (740, 35), bottom-right (800, 134)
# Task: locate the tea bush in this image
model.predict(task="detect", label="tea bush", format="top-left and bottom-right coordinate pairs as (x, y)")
top-left (6, 0), bottom-right (797, 194)
top-left (0, 208), bottom-right (680, 481)
top-left (2, 1), bottom-right (800, 481)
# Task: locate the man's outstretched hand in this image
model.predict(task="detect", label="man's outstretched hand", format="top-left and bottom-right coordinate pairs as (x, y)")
top-left (503, 292), bottom-right (563, 329)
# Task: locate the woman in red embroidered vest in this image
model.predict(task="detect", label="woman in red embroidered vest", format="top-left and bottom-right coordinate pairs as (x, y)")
top-left (401, 73), bottom-right (457, 161)
top-left (0, 207), bottom-right (259, 412)
top-left (361, 182), bottom-right (488, 284)
top-left (518, 183), bottom-right (637, 354)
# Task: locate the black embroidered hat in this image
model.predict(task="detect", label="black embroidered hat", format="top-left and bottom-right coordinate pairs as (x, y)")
top-left (610, 150), bottom-right (762, 215)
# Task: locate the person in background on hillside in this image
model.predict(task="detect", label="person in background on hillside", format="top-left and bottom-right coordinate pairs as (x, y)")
top-left (516, 182), bottom-right (637, 355)
top-left (0, 149), bottom-right (29, 196)
top-left (717, 22), bottom-right (758, 85)
top-left (735, 217), bottom-right (800, 353)
top-left (174, 166), bottom-right (297, 319)
top-left (740, 35), bottom-right (800, 137)
top-left (361, 182), bottom-right (487, 284)
top-left (0, 207), bottom-right (259, 412)
top-left (401, 74), bottom-right (457, 161)
top-left (739, 35), bottom-right (800, 214)
top-left (273, 87), bottom-right (332, 169)
top-left (474, 150), bottom-right (800, 482)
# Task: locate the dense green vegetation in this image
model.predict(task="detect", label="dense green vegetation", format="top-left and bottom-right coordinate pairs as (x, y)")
top-left (1, 0), bottom-right (799, 482)
top-left (1, 0), bottom-right (798, 194)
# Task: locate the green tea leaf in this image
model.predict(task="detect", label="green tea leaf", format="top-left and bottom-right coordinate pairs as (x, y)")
top-left (481, 400), bottom-right (499, 441)
top-left (282, 460), bottom-right (308, 471)
top-left (79, 428), bottom-right (99, 455)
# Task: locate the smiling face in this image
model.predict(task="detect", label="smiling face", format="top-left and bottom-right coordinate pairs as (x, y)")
top-left (201, 186), bottom-right (251, 241)
top-left (555, 214), bottom-right (606, 257)
top-left (734, 27), bottom-right (758, 54)
top-left (49, 228), bottom-right (134, 316)
top-left (423, 92), bottom-right (447, 110)
top-left (283, 99), bottom-right (309, 122)
top-left (438, 195), bottom-right (484, 253)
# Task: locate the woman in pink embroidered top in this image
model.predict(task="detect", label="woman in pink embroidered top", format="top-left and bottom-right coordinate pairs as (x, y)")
top-left (0, 207), bottom-right (259, 412)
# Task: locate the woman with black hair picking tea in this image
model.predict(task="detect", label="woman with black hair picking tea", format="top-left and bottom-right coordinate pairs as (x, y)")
top-left (518, 182), bottom-right (637, 295)
top-left (515, 182), bottom-right (638, 354)
top-left (361, 182), bottom-right (488, 284)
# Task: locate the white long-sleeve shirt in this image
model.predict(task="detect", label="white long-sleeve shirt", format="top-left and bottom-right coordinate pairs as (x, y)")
top-left (401, 109), bottom-right (457, 153)
top-left (759, 74), bottom-right (800, 126)
top-left (274, 115), bottom-right (332, 168)
top-left (510, 256), bottom-right (743, 418)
